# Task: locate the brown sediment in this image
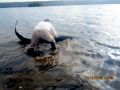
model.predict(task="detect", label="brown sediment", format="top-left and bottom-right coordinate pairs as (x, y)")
top-left (0, 40), bottom-right (104, 90)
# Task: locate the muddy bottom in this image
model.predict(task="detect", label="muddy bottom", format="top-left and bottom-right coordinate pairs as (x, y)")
top-left (0, 40), bottom-right (107, 90)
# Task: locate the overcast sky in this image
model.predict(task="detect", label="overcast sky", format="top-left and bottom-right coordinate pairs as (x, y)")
top-left (0, 0), bottom-right (70, 2)
top-left (0, 0), bottom-right (88, 2)
top-left (0, 0), bottom-right (62, 2)
top-left (0, 0), bottom-right (114, 3)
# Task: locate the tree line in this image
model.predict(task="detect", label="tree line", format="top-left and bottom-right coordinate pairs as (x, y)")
top-left (28, 2), bottom-right (44, 7)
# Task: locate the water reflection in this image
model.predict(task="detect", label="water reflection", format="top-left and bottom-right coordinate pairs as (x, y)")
top-left (0, 40), bottom-right (102, 90)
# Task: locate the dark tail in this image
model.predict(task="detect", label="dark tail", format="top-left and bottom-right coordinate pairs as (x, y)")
top-left (15, 20), bottom-right (31, 44)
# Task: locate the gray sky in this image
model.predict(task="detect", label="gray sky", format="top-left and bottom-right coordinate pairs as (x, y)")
top-left (0, 0), bottom-right (61, 2)
top-left (0, 0), bottom-right (73, 2)
top-left (0, 0), bottom-right (113, 3)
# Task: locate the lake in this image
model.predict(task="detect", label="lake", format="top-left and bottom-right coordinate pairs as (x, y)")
top-left (0, 4), bottom-right (120, 90)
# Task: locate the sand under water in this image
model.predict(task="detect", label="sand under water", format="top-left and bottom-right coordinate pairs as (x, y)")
top-left (0, 38), bottom-right (104, 90)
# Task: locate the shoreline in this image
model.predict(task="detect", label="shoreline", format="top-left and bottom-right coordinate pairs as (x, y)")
top-left (0, 1), bottom-right (120, 8)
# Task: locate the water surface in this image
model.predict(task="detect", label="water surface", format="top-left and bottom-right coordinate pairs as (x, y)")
top-left (0, 4), bottom-right (120, 90)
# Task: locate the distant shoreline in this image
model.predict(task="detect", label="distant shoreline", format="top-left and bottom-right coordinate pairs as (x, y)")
top-left (0, 1), bottom-right (120, 8)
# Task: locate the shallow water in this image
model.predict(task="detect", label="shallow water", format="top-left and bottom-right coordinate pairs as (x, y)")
top-left (0, 4), bottom-right (120, 90)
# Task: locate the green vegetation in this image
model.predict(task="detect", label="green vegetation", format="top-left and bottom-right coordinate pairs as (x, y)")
top-left (28, 2), bottom-right (44, 7)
